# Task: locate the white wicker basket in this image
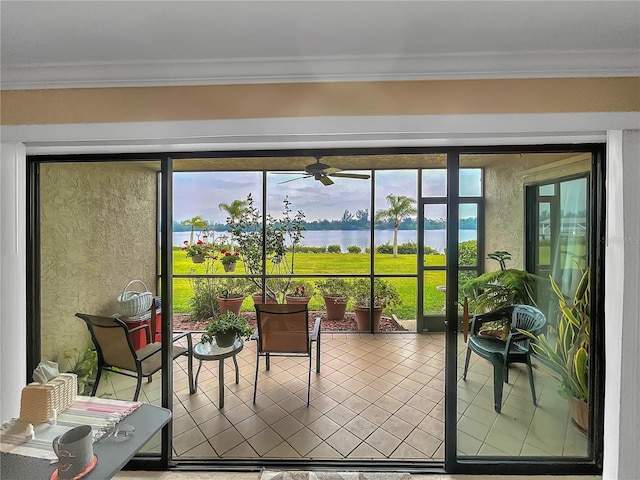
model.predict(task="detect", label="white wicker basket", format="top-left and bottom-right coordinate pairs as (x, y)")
top-left (117, 280), bottom-right (153, 317)
top-left (20, 373), bottom-right (78, 423)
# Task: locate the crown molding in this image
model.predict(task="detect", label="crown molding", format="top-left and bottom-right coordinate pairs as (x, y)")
top-left (2, 50), bottom-right (638, 90)
top-left (4, 112), bottom-right (638, 155)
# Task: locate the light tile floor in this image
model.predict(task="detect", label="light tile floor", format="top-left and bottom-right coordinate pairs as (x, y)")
top-left (98, 332), bottom-right (587, 461)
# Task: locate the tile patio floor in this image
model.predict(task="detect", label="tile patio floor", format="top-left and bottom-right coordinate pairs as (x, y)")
top-left (96, 331), bottom-right (587, 461)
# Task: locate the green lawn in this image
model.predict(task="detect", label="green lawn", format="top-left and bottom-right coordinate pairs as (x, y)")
top-left (172, 248), bottom-right (447, 319)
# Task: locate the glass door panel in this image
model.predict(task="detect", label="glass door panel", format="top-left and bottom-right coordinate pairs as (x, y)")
top-left (38, 159), bottom-right (164, 455)
top-left (422, 203), bottom-right (447, 332)
top-left (456, 153), bottom-right (591, 461)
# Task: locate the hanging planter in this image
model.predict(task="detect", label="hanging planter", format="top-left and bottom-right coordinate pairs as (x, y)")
top-left (191, 254), bottom-right (204, 264)
top-left (223, 262), bottom-right (236, 272)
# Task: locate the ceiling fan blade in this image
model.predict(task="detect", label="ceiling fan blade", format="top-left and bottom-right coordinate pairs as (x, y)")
top-left (329, 172), bottom-right (371, 180)
top-left (318, 175), bottom-right (334, 186)
top-left (278, 175), bottom-right (310, 184)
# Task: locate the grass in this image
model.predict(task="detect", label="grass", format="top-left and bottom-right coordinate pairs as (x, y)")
top-left (172, 248), bottom-right (446, 319)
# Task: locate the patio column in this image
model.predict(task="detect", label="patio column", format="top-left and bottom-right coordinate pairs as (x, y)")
top-left (0, 142), bottom-right (27, 421)
top-left (603, 129), bottom-right (640, 480)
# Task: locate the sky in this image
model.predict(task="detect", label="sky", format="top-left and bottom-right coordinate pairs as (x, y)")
top-left (173, 169), bottom-right (481, 224)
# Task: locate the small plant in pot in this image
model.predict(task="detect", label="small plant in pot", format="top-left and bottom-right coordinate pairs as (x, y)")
top-left (351, 278), bottom-right (400, 332)
top-left (285, 281), bottom-right (315, 305)
top-left (315, 278), bottom-right (351, 320)
top-left (216, 278), bottom-right (251, 315)
top-left (201, 311), bottom-right (254, 348)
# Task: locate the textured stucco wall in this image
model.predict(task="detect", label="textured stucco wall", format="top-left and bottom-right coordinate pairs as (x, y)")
top-left (483, 154), bottom-right (591, 273)
top-left (39, 162), bottom-right (158, 369)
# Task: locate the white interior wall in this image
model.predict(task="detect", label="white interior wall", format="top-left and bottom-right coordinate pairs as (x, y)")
top-left (603, 130), bottom-right (640, 480)
top-left (1, 115), bottom-right (639, 478)
top-left (0, 142), bottom-right (26, 422)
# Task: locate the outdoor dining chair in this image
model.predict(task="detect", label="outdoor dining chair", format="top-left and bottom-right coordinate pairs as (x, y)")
top-left (76, 313), bottom-right (194, 401)
top-left (462, 304), bottom-right (546, 413)
top-left (252, 304), bottom-right (321, 405)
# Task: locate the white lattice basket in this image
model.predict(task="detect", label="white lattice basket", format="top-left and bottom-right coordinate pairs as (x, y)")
top-left (117, 280), bottom-right (153, 317)
top-left (19, 373), bottom-right (78, 423)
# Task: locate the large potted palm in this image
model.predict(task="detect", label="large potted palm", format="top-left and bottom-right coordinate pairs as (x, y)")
top-left (351, 278), bottom-right (400, 332)
top-left (461, 251), bottom-right (547, 313)
top-left (520, 268), bottom-right (590, 433)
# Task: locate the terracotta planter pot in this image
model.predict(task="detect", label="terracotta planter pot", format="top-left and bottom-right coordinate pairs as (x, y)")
top-left (191, 254), bottom-right (204, 264)
top-left (568, 396), bottom-right (589, 434)
top-left (215, 332), bottom-right (236, 348)
top-left (285, 295), bottom-right (311, 305)
top-left (323, 296), bottom-right (347, 320)
top-left (223, 262), bottom-right (236, 272)
top-left (354, 306), bottom-right (382, 332)
top-left (252, 293), bottom-right (276, 305)
top-left (217, 296), bottom-right (244, 315)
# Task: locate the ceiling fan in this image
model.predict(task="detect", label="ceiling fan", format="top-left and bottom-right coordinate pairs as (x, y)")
top-left (277, 158), bottom-right (370, 186)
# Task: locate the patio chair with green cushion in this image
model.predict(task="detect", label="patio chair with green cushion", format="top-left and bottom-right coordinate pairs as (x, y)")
top-left (252, 304), bottom-right (321, 406)
top-left (462, 304), bottom-right (546, 413)
top-left (76, 313), bottom-right (194, 401)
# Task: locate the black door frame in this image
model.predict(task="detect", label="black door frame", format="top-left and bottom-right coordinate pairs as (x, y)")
top-left (26, 144), bottom-right (604, 475)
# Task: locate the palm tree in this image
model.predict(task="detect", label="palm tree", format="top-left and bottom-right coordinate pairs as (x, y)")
top-left (182, 215), bottom-right (206, 245)
top-left (375, 194), bottom-right (417, 258)
top-left (218, 199), bottom-right (247, 250)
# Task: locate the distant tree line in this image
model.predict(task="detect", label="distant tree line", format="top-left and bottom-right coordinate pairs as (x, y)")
top-left (174, 214), bottom-right (477, 232)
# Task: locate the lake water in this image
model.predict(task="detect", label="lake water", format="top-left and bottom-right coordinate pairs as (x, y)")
top-left (173, 229), bottom-right (476, 253)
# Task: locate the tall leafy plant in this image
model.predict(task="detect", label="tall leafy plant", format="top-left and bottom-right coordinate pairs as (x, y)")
top-left (521, 269), bottom-right (590, 401)
top-left (227, 193), bottom-right (305, 302)
top-left (461, 250), bottom-right (546, 313)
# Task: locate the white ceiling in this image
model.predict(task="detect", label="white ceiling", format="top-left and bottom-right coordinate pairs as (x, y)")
top-left (1, 0), bottom-right (639, 90)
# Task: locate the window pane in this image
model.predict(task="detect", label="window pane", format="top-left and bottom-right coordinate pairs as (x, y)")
top-left (422, 169), bottom-right (447, 197)
top-left (460, 168), bottom-right (482, 197)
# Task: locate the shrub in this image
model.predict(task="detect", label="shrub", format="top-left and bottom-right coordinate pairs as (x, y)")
top-left (458, 240), bottom-right (478, 265)
top-left (327, 244), bottom-right (342, 253)
top-left (347, 245), bottom-right (362, 254)
top-left (295, 245), bottom-right (327, 253)
top-left (350, 278), bottom-right (400, 309)
top-left (189, 277), bottom-right (219, 321)
top-left (315, 277), bottom-right (351, 298)
top-left (377, 241), bottom-right (418, 254)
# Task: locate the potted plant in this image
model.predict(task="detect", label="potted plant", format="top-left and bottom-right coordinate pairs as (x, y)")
top-left (182, 240), bottom-right (214, 264)
top-left (461, 250), bottom-right (547, 313)
top-left (201, 311), bottom-right (254, 348)
top-left (520, 268), bottom-right (590, 433)
top-left (251, 280), bottom-right (278, 305)
top-left (216, 278), bottom-right (251, 315)
top-left (285, 281), bottom-right (315, 305)
top-left (219, 248), bottom-right (240, 272)
top-left (316, 278), bottom-right (351, 320)
top-left (350, 278), bottom-right (400, 331)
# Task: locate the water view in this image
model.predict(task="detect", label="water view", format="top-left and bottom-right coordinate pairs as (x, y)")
top-left (173, 229), bottom-right (477, 253)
